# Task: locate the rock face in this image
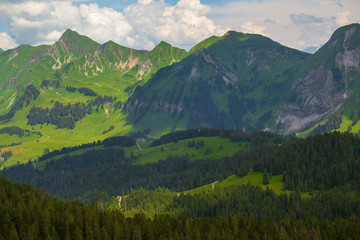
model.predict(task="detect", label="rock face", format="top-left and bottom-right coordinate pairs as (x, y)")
top-left (277, 23), bottom-right (360, 132)
top-left (124, 24), bottom-right (360, 135)
top-left (278, 65), bottom-right (347, 132)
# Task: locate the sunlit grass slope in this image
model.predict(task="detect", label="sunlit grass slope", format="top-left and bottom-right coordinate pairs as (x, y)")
top-left (185, 171), bottom-right (310, 197)
top-left (35, 135), bottom-right (246, 170)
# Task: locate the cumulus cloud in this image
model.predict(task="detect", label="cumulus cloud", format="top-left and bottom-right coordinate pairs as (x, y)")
top-left (336, 11), bottom-right (351, 26)
top-left (123, 0), bottom-right (227, 49)
top-left (240, 22), bottom-right (268, 37)
top-left (0, 0), bottom-right (227, 50)
top-left (0, 32), bottom-right (18, 50)
top-left (209, 0), bottom-right (360, 52)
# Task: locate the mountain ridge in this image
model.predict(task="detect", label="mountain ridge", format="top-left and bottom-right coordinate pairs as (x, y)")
top-left (1, 24), bottom-right (360, 167)
top-left (123, 30), bottom-right (311, 136)
top-left (0, 29), bottom-right (188, 167)
top-left (278, 23), bottom-right (360, 133)
top-left (124, 23), bottom-right (360, 136)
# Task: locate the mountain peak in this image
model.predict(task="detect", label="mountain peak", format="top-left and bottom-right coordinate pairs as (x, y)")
top-left (57, 29), bottom-right (100, 55)
top-left (320, 23), bottom-right (360, 53)
top-left (189, 35), bottom-right (224, 53)
top-left (152, 41), bottom-right (174, 51)
top-left (150, 41), bottom-right (187, 60)
top-left (59, 29), bottom-right (78, 40)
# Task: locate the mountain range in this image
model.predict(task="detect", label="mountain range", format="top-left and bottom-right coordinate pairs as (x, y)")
top-left (124, 24), bottom-right (360, 135)
top-left (0, 24), bottom-right (360, 167)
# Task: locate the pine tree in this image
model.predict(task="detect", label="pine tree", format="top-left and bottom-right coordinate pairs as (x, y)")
top-left (263, 169), bottom-right (269, 185)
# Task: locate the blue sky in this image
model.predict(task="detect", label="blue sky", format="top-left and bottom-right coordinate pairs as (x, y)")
top-left (0, 0), bottom-right (359, 52)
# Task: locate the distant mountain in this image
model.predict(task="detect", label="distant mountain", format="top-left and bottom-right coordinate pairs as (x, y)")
top-left (1, 24), bottom-right (360, 167)
top-left (0, 48), bottom-right (3, 53)
top-left (123, 31), bottom-right (309, 135)
top-left (124, 24), bottom-right (360, 136)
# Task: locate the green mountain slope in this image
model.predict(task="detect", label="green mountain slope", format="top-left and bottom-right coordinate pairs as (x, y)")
top-left (123, 31), bottom-right (310, 136)
top-left (124, 24), bottom-right (360, 137)
top-left (0, 29), bottom-right (188, 167)
top-left (1, 24), bottom-right (360, 166)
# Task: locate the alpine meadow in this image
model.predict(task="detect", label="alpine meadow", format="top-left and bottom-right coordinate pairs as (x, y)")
top-left (1, 17), bottom-right (360, 239)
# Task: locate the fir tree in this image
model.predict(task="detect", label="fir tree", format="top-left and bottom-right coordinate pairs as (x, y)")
top-left (263, 169), bottom-right (269, 185)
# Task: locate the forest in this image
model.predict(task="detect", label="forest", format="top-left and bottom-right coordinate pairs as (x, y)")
top-left (122, 185), bottom-right (360, 221)
top-left (26, 95), bottom-right (117, 129)
top-left (1, 130), bottom-right (284, 199)
top-left (2, 130), bottom-right (360, 238)
top-left (1, 176), bottom-right (360, 240)
top-left (2, 130), bottom-right (360, 199)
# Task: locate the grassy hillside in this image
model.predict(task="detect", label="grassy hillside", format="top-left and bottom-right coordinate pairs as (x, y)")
top-left (34, 135), bottom-right (245, 170)
top-left (1, 24), bottom-right (360, 167)
top-left (0, 29), bottom-right (189, 167)
top-left (185, 172), bottom-right (283, 194)
top-left (127, 136), bottom-right (246, 165)
top-left (184, 171), bottom-right (311, 198)
top-left (123, 31), bottom-right (310, 137)
top-left (0, 87), bottom-right (131, 167)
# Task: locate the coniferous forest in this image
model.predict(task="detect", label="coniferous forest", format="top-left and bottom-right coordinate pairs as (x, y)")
top-left (0, 130), bottom-right (360, 238)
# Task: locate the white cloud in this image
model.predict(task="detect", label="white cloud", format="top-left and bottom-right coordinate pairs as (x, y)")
top-left (0, 0), bottom-right (227, 50)
top-left (138, 0), bottom-right (153, 5)
top-left (240, 22), bottom-right (268, 37)
top-left (0, 32), bottom-right (18, 50)
top-left (336, 11), bottom-right (351, 26)
top-left (209, 0), bottom-right (360, 52)
top-left (0, 0), bottom-right (359, 52)
top-left (123, 0), bottom-right (227, 49)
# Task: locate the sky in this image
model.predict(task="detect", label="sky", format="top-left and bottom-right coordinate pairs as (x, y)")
top-left (0, 0), bottom-right (359, 53)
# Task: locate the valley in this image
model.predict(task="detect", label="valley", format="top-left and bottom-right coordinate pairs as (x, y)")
top-left (1, 23), bottom-right (360, 239)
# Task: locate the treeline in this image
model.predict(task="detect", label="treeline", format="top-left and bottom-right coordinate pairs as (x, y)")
top-left (0, 142), bottom-right (22, 149)
top-left (124, 185), bottom-right (360, 221)
top-left (27, 101), bottom-right (88, 129)
top-left (1, 144), bottom-right (270, 199)
top-left (309, 114), bottom-right (342, 135)
top-left (78, 87), bottom-right (97, 96)
top-left (1, 175), bottom-right (360, 240)
top-left (65, 86), bottom-right (97, 96)
top-left (0, 131), bottom-right (281, 199)
top-left (151, 128), bottom-right (283, 147)
top-left (254, 131), bottom-right (360, 192)
top-left (3, 131), bottom-right (360, 201)
top-left (103, 136), bottom-right (136, 147)
top-left (41, 79), bottom-right (60, 88)
top-left (42, 79), bottom-right (98, 97)
top-left (27, 96), bottom-right (116, 129)
top-left (38, 135), bottom-right (136, 162)
top-left (0, 85), bottom-right (39, 121)
top-left (0, 126), bottom-right (25, 137)
top-left (0, 126), bottom-right (42, 138)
